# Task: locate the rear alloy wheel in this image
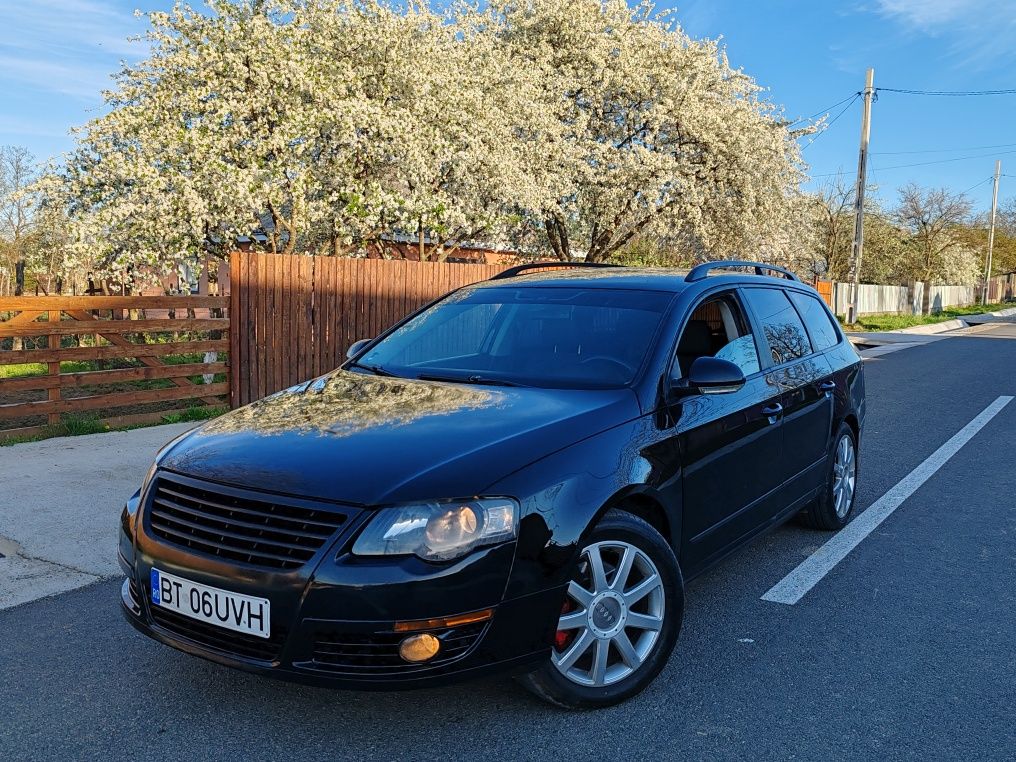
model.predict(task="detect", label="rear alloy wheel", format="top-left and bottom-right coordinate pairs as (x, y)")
top-left (802, 422), bottom-right (859, 530)
top-left (520, 510), bottom-right (683, 709)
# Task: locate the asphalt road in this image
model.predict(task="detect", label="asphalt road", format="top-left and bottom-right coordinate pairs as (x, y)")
top-left (2, 324), bottom-right (1014, 761)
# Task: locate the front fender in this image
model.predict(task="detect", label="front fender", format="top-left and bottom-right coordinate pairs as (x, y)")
top-left (484, 415), bottom-right (676, 601)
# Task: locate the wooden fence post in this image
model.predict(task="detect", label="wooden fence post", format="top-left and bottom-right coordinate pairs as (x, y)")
top-left (47, 308), bottom-right (61, 426)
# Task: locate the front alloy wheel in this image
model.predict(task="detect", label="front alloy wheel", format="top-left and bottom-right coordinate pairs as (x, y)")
top-left (519, 510), bottom-right (683, 709)
top-left (552, 541), bottom-right (665, 687)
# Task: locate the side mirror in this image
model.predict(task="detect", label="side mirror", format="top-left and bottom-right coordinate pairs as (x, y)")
top-left (345, 338), bottom-right (372, 360)
top-left (670, 357), bottom-right (746, 398)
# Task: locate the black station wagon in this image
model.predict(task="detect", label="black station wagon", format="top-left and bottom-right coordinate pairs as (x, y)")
top-left (119, 260), bottom-right (865, 708)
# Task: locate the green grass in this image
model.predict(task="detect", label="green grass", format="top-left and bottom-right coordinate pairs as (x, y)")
top-left (0, 355), bottom-right (226, 382)
top-left (843, 302), bottom-right (1012, 332)
top-left (157, 406), bottom-right (228, 425)
top-left (0, 406), bottom-right (228, 446)
top-left (0, 412), bottom-right (112, 445)
top-left (0, 363), bottom-right (44, 378)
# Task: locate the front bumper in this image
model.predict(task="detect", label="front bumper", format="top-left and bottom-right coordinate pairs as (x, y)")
top-left (120, 574), bottom-right (559, 689)
top-left (119, 473), bottom-right (563, 690)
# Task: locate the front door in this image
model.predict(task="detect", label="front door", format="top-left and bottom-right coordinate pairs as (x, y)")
top-left (677, 375), bottom-right (786, 568)
top-left (649, 289), bottom-right (787, 571)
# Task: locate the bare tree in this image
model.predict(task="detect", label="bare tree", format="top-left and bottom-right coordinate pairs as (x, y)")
top-left (811, 177), bottom-right (855, 280)
top-left (0, 145), bottom-right (38, 296)
top-left (894, 184), bottom-right (972, 314)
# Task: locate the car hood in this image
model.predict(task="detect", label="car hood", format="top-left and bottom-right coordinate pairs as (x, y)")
top-left (158, 370), bottom-right (639, 505)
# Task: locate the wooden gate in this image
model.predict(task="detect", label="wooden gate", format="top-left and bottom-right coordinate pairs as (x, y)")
top-left (0, 296), bottom-right (229, 439)
top-left (229, 253), bottom-right (504, 406)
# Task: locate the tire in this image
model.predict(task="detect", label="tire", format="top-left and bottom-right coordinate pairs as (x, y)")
top-left (519, 509), bottom-right (683, 709)
top-left (801, 422), bottom-right (858, 531)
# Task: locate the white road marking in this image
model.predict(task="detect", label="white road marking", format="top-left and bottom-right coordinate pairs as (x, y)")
top-left (762, 395), bottom-right (1014, 605)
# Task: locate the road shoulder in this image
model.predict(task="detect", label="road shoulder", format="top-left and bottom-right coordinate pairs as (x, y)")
top-left (0, 422), bottom-right (197, 610)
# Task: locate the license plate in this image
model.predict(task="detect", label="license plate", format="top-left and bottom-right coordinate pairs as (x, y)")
top-left (150, 568), bottom-right (271, 639)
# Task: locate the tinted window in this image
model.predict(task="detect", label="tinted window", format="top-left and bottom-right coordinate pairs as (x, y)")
top-left (742, 288), bottom-right (813, 365)
top-left (360, 287), bottom-right (674, 389)
top-left (788, 291), bottom-right (841, 351)
top-left (676, 293), bottom-right (760, 377)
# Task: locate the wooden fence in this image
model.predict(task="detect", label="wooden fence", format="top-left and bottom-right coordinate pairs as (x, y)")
top-left (814, 280), bottom-right (833, 308)
top-left (985, 273), bottom-right (1015, 303)
top-left (230, 253), bottom-right (503, 406)
top-left (0, 296), bottom-right (229, 439)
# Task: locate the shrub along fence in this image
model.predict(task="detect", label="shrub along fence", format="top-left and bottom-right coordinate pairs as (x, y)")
top-left (230, 253), bottom-right (503, 406)
top-left (0, 295), bottom-right (229, 440)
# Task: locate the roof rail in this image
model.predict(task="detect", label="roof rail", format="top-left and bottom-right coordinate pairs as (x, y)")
top-left (489, 261), bottom-right (623, 280)
top-left (685, 260), bottom-right (799, 283)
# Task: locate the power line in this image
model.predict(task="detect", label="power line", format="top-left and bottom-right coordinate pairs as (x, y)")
top-left (800, 94), bottom-right (861, 150)
top-left (959, 177), bottom-right (994, 195)
top-left (873, 141), bottom-right (1016, 156)
top-left (812, 150), bottom-right (1016, 178)
top-left (876, 87), bottom-right (1016, 96)
top-left (811, 169), bottom-right (852, 179)
top-left (871, 148), bottom-right (1016, 171)
top-left (788, 93), bottom-right (861, 127)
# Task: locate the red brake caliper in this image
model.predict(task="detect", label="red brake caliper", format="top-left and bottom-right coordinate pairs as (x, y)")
top-left (554, 599), bottom-right (576, 651)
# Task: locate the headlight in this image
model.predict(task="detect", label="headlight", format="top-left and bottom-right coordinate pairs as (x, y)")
top-left (352, 498), bottom-right (519, 562)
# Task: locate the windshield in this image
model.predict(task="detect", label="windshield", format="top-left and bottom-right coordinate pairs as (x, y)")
top-left (354, 286), bottom-right (674, 389)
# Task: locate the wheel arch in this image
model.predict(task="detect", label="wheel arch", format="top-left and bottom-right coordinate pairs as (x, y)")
top-left (590, 486), bottom-right (681, 559)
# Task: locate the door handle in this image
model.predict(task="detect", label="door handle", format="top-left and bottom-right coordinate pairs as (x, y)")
top-left (818, 380), bottom-right (836, 392)
top-left (761, 403), bottom-right (783, 417)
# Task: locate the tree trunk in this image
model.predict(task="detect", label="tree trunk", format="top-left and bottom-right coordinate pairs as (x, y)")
top-left (545, 216), bottom-right (571, 261)
top-left (14, 258), bottom-right (25, 296)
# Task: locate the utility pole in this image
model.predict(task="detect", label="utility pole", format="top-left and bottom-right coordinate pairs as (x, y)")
top-left (847, 68), bottom-right (874, 325)
top-left (982, 160), bottom-right (1001, 305)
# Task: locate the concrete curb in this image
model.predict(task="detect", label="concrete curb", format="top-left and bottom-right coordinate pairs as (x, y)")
top-left (890, 319), bottom-right (967, 335)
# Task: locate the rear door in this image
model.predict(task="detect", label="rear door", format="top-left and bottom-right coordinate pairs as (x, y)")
top-left (740, 286), bottom-right (834, 502)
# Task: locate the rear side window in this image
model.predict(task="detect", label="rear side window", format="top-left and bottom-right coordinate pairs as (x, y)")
top-left (742, 288), bottom-right (813, 365)
top-left (788, 291), bottom-right (841, 351)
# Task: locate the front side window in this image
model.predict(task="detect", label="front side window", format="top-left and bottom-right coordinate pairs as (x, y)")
top-left (788, 291), bottom-right (841, 351)
top-left (675, 293), bottom-right (761, 378)
top-left (742, 288), bottom-right (813, 365)
top-left (356, 286), bottom-right (675, 389)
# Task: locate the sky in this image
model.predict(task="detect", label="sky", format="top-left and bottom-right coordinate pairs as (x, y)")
top-left (1, 0), bottom-right (1014, 212)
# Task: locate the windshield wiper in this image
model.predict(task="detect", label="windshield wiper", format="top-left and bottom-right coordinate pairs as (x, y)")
top-left (417, 373), bottom-right (526, 388)
top-left (349, 361), bottom-right (398, 378)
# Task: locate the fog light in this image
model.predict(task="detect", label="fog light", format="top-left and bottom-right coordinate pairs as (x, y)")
top-left (399, 633), bottom-right (441, 663)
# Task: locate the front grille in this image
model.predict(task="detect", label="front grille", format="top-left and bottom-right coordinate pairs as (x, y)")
top-left (150, 604), bottom-right (286, 662)
top-left (310, 622), bottom-right (487, 675)
top-left (148, 473), bottom-right (352, 571)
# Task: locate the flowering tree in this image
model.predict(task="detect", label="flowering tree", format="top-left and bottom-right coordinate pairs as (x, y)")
top-left (303, 1), bottom-right (552, 260)
top-left (491, 0), bottom-right (808, 263)
top-left (47, 0), bottom-right (809, 278)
